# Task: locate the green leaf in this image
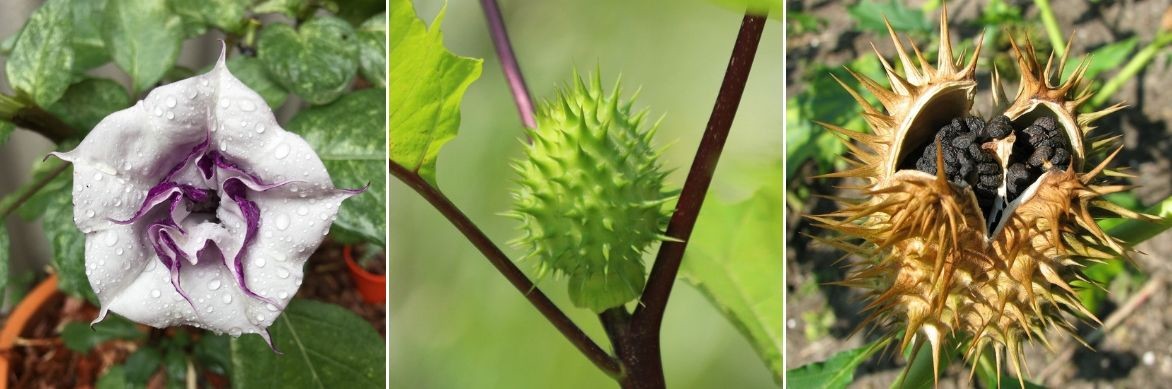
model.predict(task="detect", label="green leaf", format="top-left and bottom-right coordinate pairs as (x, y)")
top-left (1063, 38), bottom-right (1139, 84)
top-left (847, 0), bottom-right (932, 35)
top-left (101, 0), bottom-right (184, 94)
top-left (258, 16), bottom-right (359, 105)
top-left (357, 13), bottom-right (387, 88)
top-left (70, 0), bottom-right (111, 72)
top-left (0, 121), bottom-right (12, 146)
top-left (785, 339), bottom-right (889, 389)
top-left (123, 346), bottom-right (163, 384)
top-left (252, 0), bottom-right (311, 19)
top-left (229, 299), bottom-right (385, 388)
top-left (389, 0), bottom-right (483, 185)
top-left (287, 89), bottom-right (385, 245)
top-left (330, 0), bottom-right (385, 26)
top-left (708, 0), bottom-right (781, 19)
top-left (6, 0), bottom-right (75, 108)
top-left (681, 177), bottom-right (783, 382)
top-left (162, 347), bottom-right (187, 388)
top-left (198, 0), bottom-right (250, 34)
top-left (46, 78), bottom-right (131, 135)
top-left (61, 315), bottom-right (144, 352)
top-left (193, 334), bottom-right (231, 376)
top-left (168, 0), bottom-right (209, 37)
top-left (96, 366), bottom-right (130, 389)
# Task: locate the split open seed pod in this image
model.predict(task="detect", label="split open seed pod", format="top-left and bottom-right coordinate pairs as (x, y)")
top-left (812, 6), bottom-right (1154, 384)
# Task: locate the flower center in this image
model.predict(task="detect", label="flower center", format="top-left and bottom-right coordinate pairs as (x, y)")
top-left (186, 190), bottom-right (222, 219)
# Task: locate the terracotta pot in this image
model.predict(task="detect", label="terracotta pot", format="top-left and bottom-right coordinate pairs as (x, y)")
top-left (343, 245), bottom-right (385, 304)
top-left (0, 275), bottom-right (62, 389)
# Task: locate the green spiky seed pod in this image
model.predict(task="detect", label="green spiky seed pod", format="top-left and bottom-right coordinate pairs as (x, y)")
top-left (509, 70), bottom-right (675, 313)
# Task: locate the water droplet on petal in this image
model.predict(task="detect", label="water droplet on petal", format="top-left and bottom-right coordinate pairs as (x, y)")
top-left (151, 289), bottom-right (161, 298)
top-left (266, 303), bottom-right (277, 312)
top-left (240, 100), bottom-right (256, 111)
top-left (274, 214), bottom-right (290, 230)
top-left (115, 248), bottom-right (124, 255)
top-left (255, 257), bottom-right (267, 268)
top-left (255, 123), bottom-right (265, 133)
top-left (104, 234), bottom-right (118, 246)
top-left (121, 161), bottom-right (132, 171)
top-left (278, 291), bottom-right (289, 299)
top-left (94, 172), bottom-right (103, 181)
top-left (277, 268), bottom-right (290, 279)
top-left (85, 209), bottom-right (95, 218)
top-left (219, 98), bottom-right (230, 108)
top-left (165, 96), bottom-right (177, 108)
top-left (274, 143), bottom-right (290, 160)
top-left (222, 294), bottom-right (233, 304)
top-left (256, 314), bottom-right (265, 322)
top-left (153, 108), bottom-right (163, 116)
top-left (296, 206), bottom-right (308, 216)
top-left (166, 111), bottom-right (175, 120)
top-left (209, 279), bottom-right (222, 290)
top-left (206, 306), bottom-right (214, 313)
top-left (229, 327), bottom-right (241, 337)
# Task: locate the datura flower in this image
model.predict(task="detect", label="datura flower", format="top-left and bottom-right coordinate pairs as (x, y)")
top-left (812, 9), bottom-right (1152, 382)
top-left (51, 47), bottom-right (360, 346)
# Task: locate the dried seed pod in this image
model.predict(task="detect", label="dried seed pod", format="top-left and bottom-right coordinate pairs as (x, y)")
top-left (812, 6), bottom-right (1153, 383)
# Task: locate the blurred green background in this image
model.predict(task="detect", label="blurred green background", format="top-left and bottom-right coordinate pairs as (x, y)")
top-left (389, 0), bottom-right (781, 387)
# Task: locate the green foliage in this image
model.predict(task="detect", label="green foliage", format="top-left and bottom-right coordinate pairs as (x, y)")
top-left (5, 0), bottom-right (74, 108)
top-left (787, 12), bottom-right (826, 35)
top-left (61, 315), bottom-right (144, 352)
top-left (680, 176), bottom-right (782, 382)
top-left (847, 0), bottom-right (932, 36)
top-left (96, 366), bottom-right (132, 389)
top-left (230, 299), bottom-right (386, 388)
top-left (0, 121), bottom-right (11, 146)
top-left (287, 88), bottom-right (387, 245)
top-left (123, 346), bottom-right (164, 385)
top-left (100, 0), bottom-right (184, 94)
top-left (258, 16), bottom-right (358, 105)
top-left (786, 55), bottom-right (885, 183)
top-left (1062, 38), bottom-right (1139, 87)
top-left (69, 0), bottom-right (111, 72)
top-left (389, 0), bottom-right (483, 185)
top-left (357, 13), bottom-right (388, 88)
top-left (46, 78), bottom-right (131, 134)
top-left (707, 0), bottom-right (781, 19)
top-left (785, 339), bottom-right (888, 389)
top-left (222, 56), bottom-right (289, 108)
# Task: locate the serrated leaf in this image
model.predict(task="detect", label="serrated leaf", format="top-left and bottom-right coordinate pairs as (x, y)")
top-left (45, 78), bottom-right (131, 135)
top-left (6, 0), bottom-right (75, 108)
top-left (785, 340), bottom-right (887, 389)
top-left (229, 299), bottom-right (385, 388)
top-left (287, 89), bottom-right (385, 245)
top-left (258, 16), bottom-right (358, 105)
top-left (389, 0), bottom-right (482, 185)
top-left (69, 0), bottom-right (111, 72)
top-left (357, 13), bottom-right (387, 88)
top-left (681, 178), bottom-right (783, 382)
top-left (61, 315), bottom-right (144, 352)
top-left (101, 0), bottom-right (184, 94)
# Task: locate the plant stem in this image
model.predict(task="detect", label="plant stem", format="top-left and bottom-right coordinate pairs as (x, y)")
top-left (479, 0), bottom-right (538, 130)
top-left (634, 14), bottom-right (766, 327)
top-left (388, 161), bottom-right (622, 377)
top-left (0, 99), bottom-right (80, 144)
top-left (0, 159), bottom-right (68, 220)
top-left (1089, 32), bottom-right (1172, 109)
top-left (1032, 0), bottom-right (1065, 57)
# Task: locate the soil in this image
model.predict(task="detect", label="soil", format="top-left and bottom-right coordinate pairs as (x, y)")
top-left (786, 1), bottom-right (1172, 388)
top-left (0, 241), bottom-right (385, 387)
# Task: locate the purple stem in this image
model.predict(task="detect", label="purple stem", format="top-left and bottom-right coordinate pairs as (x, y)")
top-left (479, 0), bottom-right (538, 130)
